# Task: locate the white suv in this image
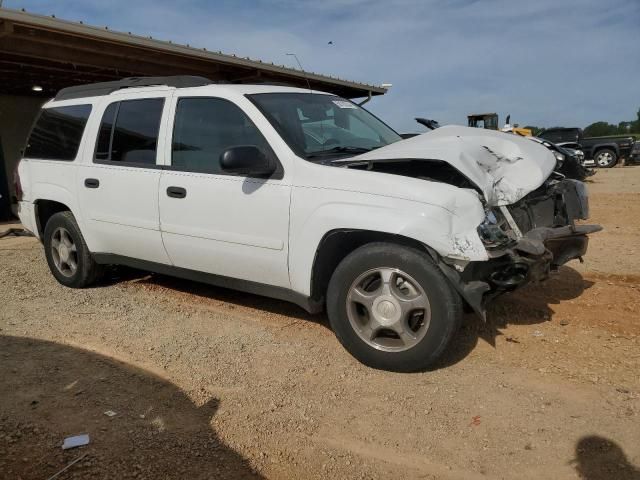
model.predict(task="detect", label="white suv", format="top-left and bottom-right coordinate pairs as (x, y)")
top-left (15, 76), bottom-right (600, 372)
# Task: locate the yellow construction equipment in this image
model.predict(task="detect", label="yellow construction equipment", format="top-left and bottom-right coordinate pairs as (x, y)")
top-left (467, 113), bottom-right (532, 136)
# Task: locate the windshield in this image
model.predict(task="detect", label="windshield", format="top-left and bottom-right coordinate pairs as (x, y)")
top-left (247, 93), bottom-right (402, 160)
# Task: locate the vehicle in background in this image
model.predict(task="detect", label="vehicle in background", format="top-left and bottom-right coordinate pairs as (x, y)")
top-left (416, 117), bottom-right (440, 130)
top-left (399, 118), bottom-right (440, 139)
top-left (537, 127), bottom-right (635, 168)
top-left (629, 141), bottom-right (640, 165)
top-left (468, 112), bottom-right (499, 130)
top-left (562, 146), bottom-right (585, 163)
top-left (529, 137), bottom-right (595, 181)
top-left (468, 113), bottom-right (532, 136)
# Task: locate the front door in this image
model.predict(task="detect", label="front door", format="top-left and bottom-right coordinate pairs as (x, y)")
top-left (158, 95), bottom-right (291, 287)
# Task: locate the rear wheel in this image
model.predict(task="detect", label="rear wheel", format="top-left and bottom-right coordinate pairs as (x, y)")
top-left (326, 242), bottom-right (462, 372)
top-left (594, 149), bottom-right (617, 168)
top-left (43, 211), bottom-right (103, 288)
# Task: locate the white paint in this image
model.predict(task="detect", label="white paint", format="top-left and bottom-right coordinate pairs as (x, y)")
top-left (17, 84), bottom-right (560, 301)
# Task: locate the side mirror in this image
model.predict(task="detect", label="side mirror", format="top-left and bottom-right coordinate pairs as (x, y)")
top-left (220, 145), bottom-right (276, 177)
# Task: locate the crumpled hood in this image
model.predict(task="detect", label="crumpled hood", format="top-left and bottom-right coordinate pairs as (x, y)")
top-left (345, 125), bottom-right (557, 206)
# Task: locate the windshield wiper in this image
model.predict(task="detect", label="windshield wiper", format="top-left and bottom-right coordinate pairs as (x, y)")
top-left (306, 146), bottom-right (374, 159)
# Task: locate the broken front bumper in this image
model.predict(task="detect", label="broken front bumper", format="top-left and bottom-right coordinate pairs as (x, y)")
top-left (439, 223), bottom-right (602, 319)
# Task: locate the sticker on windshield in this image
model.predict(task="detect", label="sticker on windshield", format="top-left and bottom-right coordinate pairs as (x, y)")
top-left (332, 100), bottom-right (357, 109)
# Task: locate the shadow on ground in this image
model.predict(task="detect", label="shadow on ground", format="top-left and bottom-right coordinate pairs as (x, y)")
top-left (574, 435), bottom-right (640, 480)
top-left (102, 265), bottom-right (593, 372)
top-left (434, 265), bottom-right (594, 369)
top-left (108, 266), bottom-right (327, 327)
top-left (0, 335), bottom-right (263, 480)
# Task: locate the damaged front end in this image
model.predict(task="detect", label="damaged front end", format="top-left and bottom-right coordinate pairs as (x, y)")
top-left (336, 126), bottom-right (601, 318)
top-left (441, 175), bottom-right (601, 318)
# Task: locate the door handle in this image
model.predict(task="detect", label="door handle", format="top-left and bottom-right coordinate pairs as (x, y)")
top-left (166, 186), bottom-right (187, 199)
top-left (84, 178), bottom-right (100, 188)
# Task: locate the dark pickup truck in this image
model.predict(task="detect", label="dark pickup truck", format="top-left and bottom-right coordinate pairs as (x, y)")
top-left (630, 141), bottom-right (640, 165)
top-left (537, 127), bottom-right (635, 168)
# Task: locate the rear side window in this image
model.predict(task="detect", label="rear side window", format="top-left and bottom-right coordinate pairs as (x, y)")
top-left (539, 130), bottom-right (564, 143)
top-left (171, 97), bottom-right (273, 174)
top-left (539, 129), bottom-right (577, 144)
top-left (24, 105), bottom-right (92, 161)
top-left (94, 98), bottom-right (164, 165)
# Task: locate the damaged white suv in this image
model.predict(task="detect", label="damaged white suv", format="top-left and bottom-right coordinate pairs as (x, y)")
top-left (16, 76), bottom-right (600, 372)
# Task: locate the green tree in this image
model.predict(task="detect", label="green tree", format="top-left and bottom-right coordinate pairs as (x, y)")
top-left (584, 121), bottom-right (617, 137)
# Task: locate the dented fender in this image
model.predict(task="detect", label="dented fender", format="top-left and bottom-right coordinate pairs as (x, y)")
top-left (287, 184), bottom-right (489, 296)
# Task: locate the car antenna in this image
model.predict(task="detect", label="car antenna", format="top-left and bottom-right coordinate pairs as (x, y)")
top-left (286, 53), bottom-right (312, 93)
top-left (287, 53), bottom-right (322, 152)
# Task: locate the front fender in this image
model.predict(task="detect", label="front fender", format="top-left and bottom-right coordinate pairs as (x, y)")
top-left (288, 186), bottom-right (486, 296)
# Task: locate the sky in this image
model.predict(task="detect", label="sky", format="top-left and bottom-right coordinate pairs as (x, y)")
top-left (4, 0), bottom-right (640, 133)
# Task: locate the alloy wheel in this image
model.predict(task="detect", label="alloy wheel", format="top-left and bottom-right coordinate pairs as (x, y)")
top-left (51, 227), bottom-right (78, 277)
top-left (596, 151), bottom-right (614, 167)
top-left (346, 267), bottom-right (431, 352)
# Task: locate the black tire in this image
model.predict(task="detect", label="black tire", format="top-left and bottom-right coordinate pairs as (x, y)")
top-left (593, 148), bottom-right (617, 168)
top-left (43, 211), bottom-right (103, 288)
top-left (326, 242), bottom-right (463, 372)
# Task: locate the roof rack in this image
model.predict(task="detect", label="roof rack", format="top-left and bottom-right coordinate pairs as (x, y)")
top-left (54, 75), bottom-right (213, 101)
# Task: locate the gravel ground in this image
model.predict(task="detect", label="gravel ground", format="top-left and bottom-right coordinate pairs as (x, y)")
top-left (1, 167), bottom-right (639, 480)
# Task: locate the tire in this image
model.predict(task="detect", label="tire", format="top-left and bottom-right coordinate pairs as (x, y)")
top-left (43, 211), bottom-right (103, 288)
top-left (593, 148), bottom-right (617, 168)
top-left (326, 242), bottom-right (462, 372)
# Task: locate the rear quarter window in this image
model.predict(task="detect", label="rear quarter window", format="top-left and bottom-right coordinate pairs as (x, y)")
top-left (24, 104), bottom-right (92, 161)
top-left (94, 98), bottom-right (164, 165)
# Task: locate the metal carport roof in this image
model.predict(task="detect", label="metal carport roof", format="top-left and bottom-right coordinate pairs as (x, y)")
top-left (0, 8), bottom-right (387, 99)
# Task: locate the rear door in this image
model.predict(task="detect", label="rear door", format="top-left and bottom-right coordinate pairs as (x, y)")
top-left (158, 93), bottom-right (291, 287)
top-left (77, 91), bottom-right (171, 263)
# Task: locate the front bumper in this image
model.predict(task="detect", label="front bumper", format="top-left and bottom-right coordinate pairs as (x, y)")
top-left (439, 223), bottom-right (601, 318)
top-left (436, 177), bottom-right (602, 318)
top-left (485, 223), bottom-right (601, 284)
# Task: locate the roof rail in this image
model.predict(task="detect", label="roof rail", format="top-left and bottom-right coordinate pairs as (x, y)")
top-left (54, 75), bottom-right (213, 101)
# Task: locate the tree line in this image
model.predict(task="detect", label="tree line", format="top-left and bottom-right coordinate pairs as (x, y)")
top-left (525, 107), bottom-right (640, 137)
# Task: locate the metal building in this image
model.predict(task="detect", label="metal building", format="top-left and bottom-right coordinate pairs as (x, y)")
top-left (0, 8), bottom-right (387, 221)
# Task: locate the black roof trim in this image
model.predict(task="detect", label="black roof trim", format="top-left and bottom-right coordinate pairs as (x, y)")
top-left (54, 75), bottom-right (213, 101)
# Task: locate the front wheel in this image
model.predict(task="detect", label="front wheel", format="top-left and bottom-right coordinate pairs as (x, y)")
top-left (326, 243), bottom-right (462, 372)
top-left (594, 149), bottom-right (617, 168)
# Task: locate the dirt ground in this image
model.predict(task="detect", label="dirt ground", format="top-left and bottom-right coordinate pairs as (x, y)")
top-left (1, 167), bottom-right (639, 480)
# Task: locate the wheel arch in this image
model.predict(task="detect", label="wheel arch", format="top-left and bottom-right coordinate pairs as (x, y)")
top-left (30, 180), bottom-right (81, 235)
top-left (309, 229), bottom-right (437, 305)
top-left (592, 143), bottom-right (619, 155)
top-left (34, 199), bottom-right (73, 240)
